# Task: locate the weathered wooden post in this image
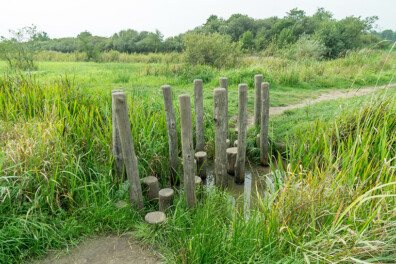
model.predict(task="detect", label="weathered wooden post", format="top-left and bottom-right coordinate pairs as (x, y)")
top-left (219, 77), bottom-right (228, 136)
top-left (194, 79), bottom-right (205, 152)
top-left (254, 74), bottom-right (263, 126)
top-left (162, 85), bottom-right (179, 185)
top-left (260, 82), bottom-right (270, 166)
top-left (195, 151), bottom-right (207, 179)
top-left (226, 147), bottom-right (237, 175)
top-left (179, 94), bottom-right (196, 208)
top-left (235, 84), bottom-right (248, 184)
top-left (159, 188), bottom-right (174, 211)
top-left (141, 176), bottom-right (160, 202)
top-left (113, 91), bottom-right (144, 209)
top-left (214, 88), bottom-right (227, 186)
top-left (112, 89), bottom-right (125, 181)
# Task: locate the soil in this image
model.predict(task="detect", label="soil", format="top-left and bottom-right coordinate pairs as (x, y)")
top-left (245, 83), bottom-right (395, 127)
top-left (33, 235), bottom-right (162, 264)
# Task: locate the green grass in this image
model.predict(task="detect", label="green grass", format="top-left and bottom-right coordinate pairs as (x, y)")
top-left (0, 46), bottom-right (395, 263)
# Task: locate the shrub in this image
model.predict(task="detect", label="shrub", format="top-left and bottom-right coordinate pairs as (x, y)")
top-left (184, 33), bottom-right (241, 68)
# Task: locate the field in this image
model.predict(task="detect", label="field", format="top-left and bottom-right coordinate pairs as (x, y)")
top-left (0, 48), bottom-right (395, 263)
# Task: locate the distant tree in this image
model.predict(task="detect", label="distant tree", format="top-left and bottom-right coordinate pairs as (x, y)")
top-left (0, 25), bottom-right (40, 70)
top-left (77, 31), bottom-right (100, 61)
top-left (240, 30), bottom-right (254, 51)
top-left (184, 33), bottom-right (241, 68)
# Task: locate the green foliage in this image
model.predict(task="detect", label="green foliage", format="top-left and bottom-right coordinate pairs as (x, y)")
top-left (240, 30), bottom-right (254, 51)
top-left (77, 31), bottom-right (101, 61)
top-left (0, 25), bottom-right (41, 70)
top-left (184, 33), bottom-right (241, 68)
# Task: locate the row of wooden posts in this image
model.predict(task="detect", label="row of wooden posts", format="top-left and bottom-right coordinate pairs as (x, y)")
top-left (111, 74), bottom-right (270, 211)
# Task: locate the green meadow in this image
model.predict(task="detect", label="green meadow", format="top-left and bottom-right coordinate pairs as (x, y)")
top-left (0, 47), bottom-right (395, 263)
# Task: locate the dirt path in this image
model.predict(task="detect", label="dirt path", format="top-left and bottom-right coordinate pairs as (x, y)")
top-left (34, 235), bottom-right (162, 264)
top-left (245, 83), bottom-right (395, 126)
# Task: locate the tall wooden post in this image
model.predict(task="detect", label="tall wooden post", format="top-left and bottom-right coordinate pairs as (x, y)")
top-left (179, 94), bottom-right (196, 208)
top-left (194, 79), bottom-right (205, 152)
top-left (254, 74), bottom-right (263, 126)
top-left (214, 88), bottom-right (227, 186)
top-left (219, 77), bottom-right (228, 137)
top-left (162, 85), bottom-right (179, 185)
top-left (260, 82), bottom-right (270, 166)
top-left (112, 89), bottom-right (125, 181)
top-left (113, 91), bottom-right (144, 209)
top-left (235, 84), bottom-right (248, 184)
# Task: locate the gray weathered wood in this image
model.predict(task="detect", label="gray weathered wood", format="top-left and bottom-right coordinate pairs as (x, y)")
top-left (113, 92), bottom-right (144, 209)
top-left (142, 176), bottom-right (160, 202)
top-left (235, 84), bottom-right (248, 184)
top-left (145, 211), bottom-right (166, 225)
top-left (256, 134), bottom-right (260, 147)
top-left (219, 77), bottom-right (228, 137)
top-left (112, 90), bottom-right (125, 181)
top-left (213, 88), bottom-right (227, 186)
top-left (260, 82), bottom-right (270, 166)
top-left (234, 140), bottom-right (238, 147)
top-left (195, 151), bottom-right (207, 179)
top-left (226, 147), bottom-right (238, 175)
top-left (254, 74), bottom-right (263, 126)
top-left (162, 85), bottom-right (179, 185)
top-left (194, 79), bottom-right (205, 152)
top-left (159, 188), bottom-right (174, 211)
top-left (179, 94), bottom-right (196, 208)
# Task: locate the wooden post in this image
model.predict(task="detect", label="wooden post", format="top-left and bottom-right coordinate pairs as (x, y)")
top-left (260, 82), bottom-right (270, 166)
top-left (194, 79), bottom-right (205, 152)
top-left (159, 188), bottom-right (174, 211)
top-left (219, 77), bottom-right (228, 137)
top-left (162, 85), bottom-right (179, 185)
top-left (226, 147), bottom-right (237, 175)
top-left (142, 176), bottom-right (160, 202)
top-left (254, 74), bottom-right (263, 126)
top-left (195, 151), bottom-right (207, 180)
top-left (113, 91), bottom-right (144, 209)
top-left (179, 94), bottom-right (196, 208)
top-left (112, 89), bottom-right (125, 181)
top-left (235, 84), bottom-right (248, 184)
top-left (213, 88), bottom-right (227, 186)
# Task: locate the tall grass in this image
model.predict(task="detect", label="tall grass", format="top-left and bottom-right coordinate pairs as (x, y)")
top-left (136, 91), bottom-right (395, 263)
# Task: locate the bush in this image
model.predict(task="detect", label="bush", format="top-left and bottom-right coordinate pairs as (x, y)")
top-left (184, 33), bottom-right (241, 68)
top-left (284, 34), bottom-right (325, 60)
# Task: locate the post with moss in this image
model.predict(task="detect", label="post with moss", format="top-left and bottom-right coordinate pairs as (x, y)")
top-left (194, 79), bottom-right (205, 152)
top-left (179, 94), bottom-right (196, 208)
top-left (162, 85), bottom-right (179, 185)
top-left (112, 89), bottom-right (125, 181)
top-left (214, 88), bottom-right (227, 186)
top-left (254, 74), bottom-right (263, 126)
top-left (113, 91), bottom-right (144, 209)
top-left (260, 82), bottom-right (270, 166)
top-left (235, 84), bottom-right (248, 184)
top-left (219, 77), bottom-right (228, 137)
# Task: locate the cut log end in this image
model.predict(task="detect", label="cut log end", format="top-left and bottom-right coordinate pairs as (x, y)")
top-left (145, 211), bottom-right (167, 225)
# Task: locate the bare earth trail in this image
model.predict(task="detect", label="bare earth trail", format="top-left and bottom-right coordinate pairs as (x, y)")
top-left (246, 83), bottom-right (396, 126)
top-left (34, 235), bottom-right (162, 264)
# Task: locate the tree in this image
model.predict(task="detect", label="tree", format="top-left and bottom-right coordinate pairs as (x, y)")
top-left (77, 31), bottom-right (100, 61)
top-left (0, 25), bottom-right (40, 70)
top-left (240, 31), bottom-right (254, 51)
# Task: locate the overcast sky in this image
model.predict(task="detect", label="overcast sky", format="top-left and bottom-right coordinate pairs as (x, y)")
top-left (1, 0), bottom-right (395, 39)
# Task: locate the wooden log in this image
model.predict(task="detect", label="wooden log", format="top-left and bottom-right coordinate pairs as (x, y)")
top-left (181, 159), bottom-right (197, 179)
top-left (195, 151), bottom-right (207, 179)
top-left (213, 88), bottom-right (227, 187)
top-left (226, 139), bottom-right (230, 148)
top-left (195, 176), bottom-right (202, 188)
top-left (256, 134), bottom-right (260, 147)
top-left (254, 74), bottom-right (263, 126)
top-left (113, 91), bottom-right (144, 209)
top-left (235, 84), bottom-right (248, 184)
top-left (141, 176), bottom-right (160, 202)
top-left (219, 77), bottom-right (228, 137)
top-left (162, 85), bottom-right (179, 185)
top-left (179, 94), bottom-right (196, 208)
top-left (234, 140), bottom-right (238, 147)
top-left (194, 79), bottom-right (205, 152)
top-left (260, 82), bottom-right (270, 166)
top-left (159, 188), bottom-right (174, 211)
top-left (145, 211), bottom-right (166, 225)
top-left (112, 89), bottom-right (125, 181)
top-left (226, 147), bottom-right (238, 175)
